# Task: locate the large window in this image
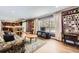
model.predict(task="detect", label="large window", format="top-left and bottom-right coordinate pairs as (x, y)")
top-left (39, 16), bottom-right (56, 33)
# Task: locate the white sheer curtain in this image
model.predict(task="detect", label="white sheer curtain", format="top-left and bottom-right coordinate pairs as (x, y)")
top-left (39, 16), bottom-right (56, 33)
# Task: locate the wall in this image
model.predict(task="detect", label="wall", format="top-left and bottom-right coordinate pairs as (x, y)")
top-left (54, 12), bottom-right (62, 41)
top-left (22, 22), bottom-right (26, 32)
top-left (34, 19), bottom-right (40, 34)
top-left (0, 21), bottom-right (2, 36)
top-left (0, 21), bottom-right (1, 32)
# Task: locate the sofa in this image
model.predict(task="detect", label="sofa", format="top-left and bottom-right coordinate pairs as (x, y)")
top-left (0, 32), bottom-right (26, 53)
top-left (37, 31), bottom-right (55, 39)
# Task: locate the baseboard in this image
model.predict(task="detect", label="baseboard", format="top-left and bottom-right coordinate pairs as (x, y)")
top-left (51, 37), bottom-right (63, 42)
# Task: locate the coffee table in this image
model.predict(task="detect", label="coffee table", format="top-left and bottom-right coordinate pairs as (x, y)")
top-left (25, 34), bottom-right (37, 43)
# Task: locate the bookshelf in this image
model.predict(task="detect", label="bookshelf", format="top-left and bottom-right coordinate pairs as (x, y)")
top-left (1, 22), bottom-right (23, 36)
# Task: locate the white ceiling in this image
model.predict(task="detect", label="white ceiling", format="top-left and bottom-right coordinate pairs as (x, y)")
top-left (0, 6), bottom-right (71, 21)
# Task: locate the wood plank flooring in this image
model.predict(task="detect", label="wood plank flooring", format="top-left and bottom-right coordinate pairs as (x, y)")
top-left (34, 39), bottom-right (79, 53)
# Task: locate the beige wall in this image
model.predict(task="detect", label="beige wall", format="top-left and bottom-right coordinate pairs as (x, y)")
top-left (34, 19), bottom-right (40, 34)
top-left (0, 21), bottom-right (2, 35)
top-left (0, 21), bottom-right (1, 32)
top-left (22, 22), bottom-right (26, 32)
top-left (54, 12), bottom-right (62, 41)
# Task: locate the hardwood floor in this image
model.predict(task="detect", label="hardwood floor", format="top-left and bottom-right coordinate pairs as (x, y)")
top-left (34, 39), bottom-right (79, 53)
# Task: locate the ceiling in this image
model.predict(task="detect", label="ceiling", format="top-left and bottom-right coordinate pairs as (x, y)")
top-left (0, 6), bottom-right (71, 21)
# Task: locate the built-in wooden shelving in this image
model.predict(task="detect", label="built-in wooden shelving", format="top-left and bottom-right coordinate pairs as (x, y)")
top-left (1, 22), bottom-right (23, 36)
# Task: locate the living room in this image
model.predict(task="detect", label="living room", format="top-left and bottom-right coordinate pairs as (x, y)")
top-left (0, 6), bottom-right (79, 53)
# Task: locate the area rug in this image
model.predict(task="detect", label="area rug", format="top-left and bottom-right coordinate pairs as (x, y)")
top-left (25, 39), bottom-right (46, 53)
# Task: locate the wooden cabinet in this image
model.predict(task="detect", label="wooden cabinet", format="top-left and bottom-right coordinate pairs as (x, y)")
top-left (27, 20), bottom-right (34, 34)
top-left (2, 22), bottom-right (22, 36)
top-left (64, 34), bottom-right (78, 46)
top-left (62, 7), bottom-right (79, 46)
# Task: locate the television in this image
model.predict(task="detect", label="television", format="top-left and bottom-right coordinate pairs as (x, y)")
top-left (40, 27), bottom-right (45, 31)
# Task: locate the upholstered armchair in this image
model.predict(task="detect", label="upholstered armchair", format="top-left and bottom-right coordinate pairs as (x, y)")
top-left (0, 33), bottom-right (26, 53)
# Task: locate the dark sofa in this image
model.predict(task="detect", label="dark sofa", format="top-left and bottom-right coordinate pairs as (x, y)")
top-left (37, 31), bottom-right (55, 39)
top-left (3, 31), bottom-right (15, 42)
